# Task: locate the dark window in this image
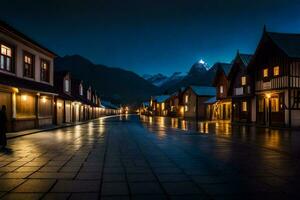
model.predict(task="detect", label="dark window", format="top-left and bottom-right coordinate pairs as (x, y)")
top-left (40, 59), bottom-right (50, 82)
top-left (23, 52), bottom-right (35, 78)
top-left (0, 44), bottom-right (13, 72)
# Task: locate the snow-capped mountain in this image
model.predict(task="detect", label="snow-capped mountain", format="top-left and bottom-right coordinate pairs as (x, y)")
top-left (143, 72), bottom-right (184, 88)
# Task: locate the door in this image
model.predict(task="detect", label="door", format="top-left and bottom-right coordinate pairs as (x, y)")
top-left (257, 96), bottom-right (265, 125)
top-left (270, 93), bottom-right (285, 126)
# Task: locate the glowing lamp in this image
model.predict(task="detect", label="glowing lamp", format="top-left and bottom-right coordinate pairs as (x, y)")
top-left (22, 95), bottom-right (27, 101)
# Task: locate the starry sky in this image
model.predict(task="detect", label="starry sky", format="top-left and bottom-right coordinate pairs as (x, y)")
top-left (1, 0), bottom-right (300, 76)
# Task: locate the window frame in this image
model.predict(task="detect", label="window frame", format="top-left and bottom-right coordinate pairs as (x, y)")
top-left (23, 51), bottom-right (35, 79)
top-left (40, 59), bottom-right (50, 83)
top-left (0, 42), bottom-right (14, 73)
top-left (219, 85), bottom-right (224, 94)
top-left (263, 68), bottom-right (269, 78)
top-left (241, 76), bottom-right (247, 86)
top-left (242, 101), bottom-right (247, 112)
top-left (273, 66), bottom-right (280, 77)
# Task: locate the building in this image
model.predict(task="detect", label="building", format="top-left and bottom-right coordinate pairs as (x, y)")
top-left (249, 28), bottom-right (300, 127)
top-left (182, 86), bottom-right (215, 120)
top-left (0, 20), bottom-right (57, 132)
top-left (211, 62), bottom-right (233, 120)
top-left (228, 52), bottom-right (254, 123)
top-left (150, 95), bottom-right (170, 116)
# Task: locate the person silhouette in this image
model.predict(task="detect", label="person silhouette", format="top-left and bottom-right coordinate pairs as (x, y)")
top-left (0, 105), bottom-right (7, 149)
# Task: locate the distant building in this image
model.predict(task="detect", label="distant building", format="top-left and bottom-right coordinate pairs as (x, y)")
top-left (181, 86), bottom-right (215, 120)
top-left (212, 62), bottom-right (233, 120)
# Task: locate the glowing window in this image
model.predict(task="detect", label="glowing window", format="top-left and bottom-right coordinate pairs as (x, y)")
top-left (64, 79), bottom-right (70, 92)
top-left (273, 66), bottom-right (280, 76)
top-left (220, 85), bottom-right (224, 94)
top-left (242, 101), bottom-right (247, 112)
top-left (271, 97), bottom-right (279, 112)
top-left (185, 95), bottom-right (189, 103)
top-left (1, 45), bottom-right (11, 57)
top-left (184, 105), bottom-right (188, 112)
top-left (241, 76), bottom-right (246, 86)
top-left (161, 103), bottom-right (165, 110)
top-left (0, 44), bottom-right (12, 72)
top-left (263, 68), bottom-right (268, 78)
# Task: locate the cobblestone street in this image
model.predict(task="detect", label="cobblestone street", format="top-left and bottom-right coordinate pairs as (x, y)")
top-left (0, 115), bottom-right (299, 199)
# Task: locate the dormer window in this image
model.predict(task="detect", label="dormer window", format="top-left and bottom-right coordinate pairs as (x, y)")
top-left (23, 52), bottom-right (34, 78)
top-left (241, 76), bottom-right (246, 86)
top-left (263, 68), bottom-right (268, 78)
top-left (220, 85), bottom-right (224, 94)
top-left (64, 79), bottom-right (70, 93)
top-left (79, 84), bottom-right (83, 96)
top-left (273, 66), bottom-right (280, 76)
top-left (0, 44), bottom-right (13, 72)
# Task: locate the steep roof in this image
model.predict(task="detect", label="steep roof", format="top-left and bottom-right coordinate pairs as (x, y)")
top-left (267, 31), bottom-right (300, 58)
top-left (204, 96), bottom-right (216, 104)
top-left (153, 95), bottom-right (170, 103)
top-left (212, 62), bottom-right (232, 76)
top-left (239, 54), bottom-right (253, 66)
top-left (190, 86), bottom-right (215, 96)
top-left (0, 20), bottom-right (57, 57)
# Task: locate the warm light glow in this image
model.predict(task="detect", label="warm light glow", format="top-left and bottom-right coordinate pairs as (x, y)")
top-left (242, 101), bottom-right (247, 112)
top-left (219, 85), bottom-right (224, 94)
top-left (57, 102), bottom-right (62, 108)
top-left (161, 103), bottom-right (165, 110)
top-left (265, 93), bottom-right (271, 99)
top-left (273, 66), bottom-right (280, 76)
top-left (263, 68), bottom-right (268, 78)
top-left (21, 95), bottom-right (27, 101)
top-left (241, 76), bottom-right (246, 86)
top-left (42, 96), bottom-right (46, 103)
top-left (185, 95), bottom-right (189, 103)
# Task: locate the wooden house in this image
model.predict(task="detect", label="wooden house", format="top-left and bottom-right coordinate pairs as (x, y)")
top-left (228, 52), bottom-right (254, 123)
top-left (249, 28), bottom-right (300, 127)
top-left (181, 86), bottom-right (215, 120)
top-left (0, 20), bottom-right (57, 132)
top-left (212, 62), bottom-right (233, 120)
top-left (150, 95), bottom-right (170, 116)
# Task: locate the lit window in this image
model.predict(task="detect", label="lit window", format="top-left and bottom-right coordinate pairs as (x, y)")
top-left (64, 79), bottom-right (70, 92)
top-left (79, 84), bottom-right (83, 95)
top-left (220, 85), bottom-right (224, 94)
top-left (23, 53), bottom-right (34, 78)
top-left (40, 59), bottom-right (50, 82)
top-left (273, 66), bottom-right (280, 76)
top-left (271, 97), bottom-right (279, 112)
top-left (162, 103), bottom-right (165, 110)
top-left (184, 105), bottom-right (188, 112)
top-left (185, 95), bottom-right (189, 103)
top-left (241, 76), bottom-right (246, 86)
top-left (242, 101), bottom-right (247, 112)
top-left (0, 44), bottom-right (13, 72)
top-left (263, 68), bottom-right (268, 78)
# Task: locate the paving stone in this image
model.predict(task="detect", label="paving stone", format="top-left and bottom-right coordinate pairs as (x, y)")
top-left (0, 179), bottom-right (25, 191)
top-left (127, 173), bottom-right (156, 182)
top-left (29, 172), bottom-right (76, 179)
top-left (42, 193), bottom-right (70, 200)
top-left (162, 182), bottom-right (204, 195)
top-left (76, 173), bottom-right (102, 180)
top-left (13, 179), bottom-right (56, 192)
top-left (69, 193), bottom-right (98, 200)
top-left (0, 172), bottom-right (32, 179)
top-left (129, 182), bottom-right (164, 195)
top-left (0, 193), bottom-right (43, 200)
top-left (51, 180), bottom-right (100, 193)
top-left (101, 182), bottom-right (129, 196)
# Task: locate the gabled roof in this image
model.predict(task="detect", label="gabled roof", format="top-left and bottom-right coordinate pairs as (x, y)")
top-left (267, 31), bottom-right (300, 58)
top-left (239, 53), bottom-right (253, 66)
top-left (153, 95), bottom-right (170, 103)
top-left (204, 96), bottom-right (216, 104)
top-left (190, 86), bottom-right (215, 96)
top-left (212, 62), bottom-right (232, 76)
top-left (0, 20), bottom-right (57, 57)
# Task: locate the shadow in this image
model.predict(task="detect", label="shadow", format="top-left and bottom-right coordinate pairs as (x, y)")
top-left (0, 147), bottom-right (13, 155)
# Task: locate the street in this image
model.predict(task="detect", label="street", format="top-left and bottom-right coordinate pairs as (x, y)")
top-left (0, 115), bottom-right (299, 199)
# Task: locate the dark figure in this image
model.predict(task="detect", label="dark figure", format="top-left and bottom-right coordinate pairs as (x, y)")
top-left (0, 105), bottom-right (7, 148)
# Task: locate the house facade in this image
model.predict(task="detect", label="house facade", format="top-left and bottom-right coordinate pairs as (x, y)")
top-left (249, 29), bottom-right (300, 127)
top-left (0, 20), bottom-right (57, 131)
top-left (149, 95), bottom-right (170, 116)
top-left (228, 52), bottom-right (254, 123)
top-left (182, 86), bottom-right (215, 120)
top-left (211, 63), bottom-right (233, 120)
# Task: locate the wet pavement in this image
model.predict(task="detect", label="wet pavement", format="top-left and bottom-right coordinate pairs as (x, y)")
top-left (0, 115), bottom-right (299, 199)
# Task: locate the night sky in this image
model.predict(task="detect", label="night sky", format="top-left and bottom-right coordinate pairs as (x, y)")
top-left (1, 0), bottom-right (300, 76)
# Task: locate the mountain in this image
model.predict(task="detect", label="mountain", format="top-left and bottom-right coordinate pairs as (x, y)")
top-left (54, 55), bottom-right (159, 104)
top-left (158, 60), bottom-right (217, 93)
top-left (143, 72), bottom-right (185, 89)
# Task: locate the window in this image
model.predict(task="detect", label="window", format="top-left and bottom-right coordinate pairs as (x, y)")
top-left (220, 85), bottom-right (224, 94)
top-left (242, 101), bottom-right (247, 112)
top-left (162, 103), bottom-right (165, 110)
top-left (23, 52), bottom-right (34, 78)
top-left (263, 68), bottom-right (268, 78)
top-left (0, 44), bottom-right (13, 72)
top-left (184, 105), bottom-right (188, 112)
top-left (64, 79), bottom-right (70, 92)
top-left (241, 76), bottom-right (246, 86)
top-left (273, 66), bottom-right (280, 76)
top-left (271, 97), bottom-right (279, 112)
top-left (40, 59), bottom-right (50, 82)
top-left (185, 95), bottom-right (189, 103)
top-left (258, 98), bottom-right (264, 112)
top-left (79, 84), bottom-right (83, 96)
